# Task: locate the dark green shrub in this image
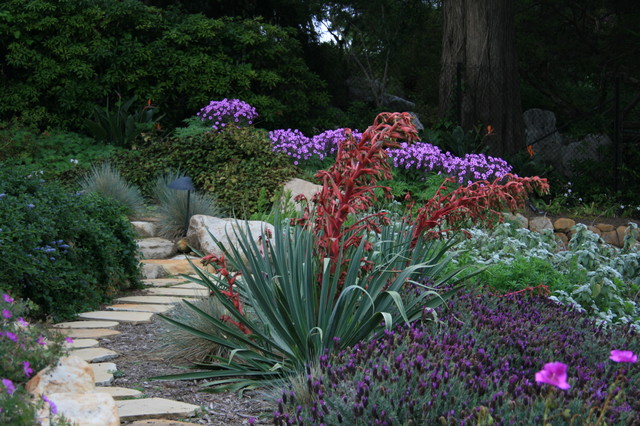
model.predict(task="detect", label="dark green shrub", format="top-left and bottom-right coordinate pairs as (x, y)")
top-left (0, 165), bottom-right (141, 321)
top-left (115, 126), bottom-right (296, 217)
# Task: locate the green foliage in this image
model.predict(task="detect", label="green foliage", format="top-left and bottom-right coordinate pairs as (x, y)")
top-left (0, 0), bottom-right (331, 132)
top-left (152, 217), bottom-right (475, 392)
top-left (114, 126), bottom-right (296, 217)
top-left (152, 170), bottom-right (220, 239)
top-left (0, 165), bottom-right (142, 321)
top-left (479, 256), bottom-right (576, 294)
top-left (85, 95), bottom-right (163, 148)
top-left (0, 293), bottom-right (70, 424)
top-left (79, 162), bottom-right (145, 218)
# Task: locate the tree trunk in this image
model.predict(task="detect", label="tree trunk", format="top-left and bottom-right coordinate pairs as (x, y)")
top-left (439, 0), bottom-right (524, 157)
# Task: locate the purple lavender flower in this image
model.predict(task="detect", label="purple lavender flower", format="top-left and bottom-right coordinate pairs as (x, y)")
top-left (2, 309), bottom-right (11, 319)
top-left (197, 99), bottom-right (258, 131)
top-left (2, 294), bottom-right (13, 303)
top-left (2, 378), bottom-right (15, 395)
top-left (4, 331), bottom-right (17, 343)
top-left (23, 361), bottom-right (33, 378)
top-left (42, 394), bottom-right (58, 414)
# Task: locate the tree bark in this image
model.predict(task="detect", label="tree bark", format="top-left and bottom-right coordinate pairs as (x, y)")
top-left (439, 0), bottom-right (524, 157)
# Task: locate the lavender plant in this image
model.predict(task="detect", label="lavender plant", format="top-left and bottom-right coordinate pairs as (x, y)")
top-left (274, 292), bottom-right (639, 424)
top-left (196, 98), bottom-right (258, 132)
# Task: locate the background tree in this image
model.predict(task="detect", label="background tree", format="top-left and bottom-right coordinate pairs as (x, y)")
top-left (439, 0), bottom-right (524, 157)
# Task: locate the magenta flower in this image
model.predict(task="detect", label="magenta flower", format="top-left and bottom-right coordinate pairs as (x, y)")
top-left (2, 378), bottom-right (15, 395)
top-left (23, 361), bottom-right (33, 378)
top-left (65, 337), bottom-right (74, 344)
top-left (610, 350), bottom-right (638, 363)
top-left (2, 294), bottom-right (13, 303)
top-left (1, 309), bottom-right (11, 319)
top-left (535, 362), bottom-right (571, 390)
top-left (16, 317), bottom-right (28, 327)
top-left (42, 394), bottom-right (58, 414)
top-left (4, 331), bottom-right (18, 343)
top-left (36, 335), bottom-right (46, 345)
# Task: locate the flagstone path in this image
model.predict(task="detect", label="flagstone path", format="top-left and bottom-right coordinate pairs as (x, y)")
top-left (51, 275), bottom-right (212, 424)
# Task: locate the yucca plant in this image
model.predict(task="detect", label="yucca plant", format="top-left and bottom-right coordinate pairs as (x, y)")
top-left (79, 162), bottom-right (145, 217)
top-left (152, 170), bottom-right (220, 239)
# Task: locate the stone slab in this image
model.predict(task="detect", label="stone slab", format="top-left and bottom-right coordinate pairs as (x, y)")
top-left (70, 347), bottom-right (120, 363)
top-left (117, 398), bottom-right (199, 421)
top-left (64, 338), bottom-right (100, 349)
top-left (95, 386), bottom-right (143, 400)
top-left (115, 296), bottom-right (198, 305)
top-left (53, 328), bottom-right (122, 339)
top-left (78, 311), bottom-right (154, 324)
top-left (140, 259), bottom-right (210, 277)
top-left (171, 282), bottom-right (208, 289)
top-left (91, 362), bottom-right (118, 386)
top-left (143, 278), bottom-right (190, 287)
top-left (53, 320), bottom-right (120, 329)
top-left (105, 303), bottom-right (175, 314)
top-left (127, 420), bottom-right (196, 426)
top-left (146, 287), bottom-right (209, 297)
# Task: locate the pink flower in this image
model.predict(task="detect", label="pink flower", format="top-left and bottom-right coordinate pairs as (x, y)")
top-left (1, 309), bottom-right (11, 319)
top-left (65, 337), bottom-right (74, 344)
top-left (23, 361), bottom-right (33, 378)
top-left (42, 394), bottom-right (57, 414)
top-left (2, 294), bottom-right (13, 303)
top-left (610, 350), bottom-right (637, 363)
top-left (2, 378), bottom-right (15, 395)
top-left (16, 317), bottom-right (28, 327)
top-left (535, 362), bottom-right (571, 390)
top-left (36, 335), bottom-right (46, 345)
top-left (4, 331), bottom-right (17, 343)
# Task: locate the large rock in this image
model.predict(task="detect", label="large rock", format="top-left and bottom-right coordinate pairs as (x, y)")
top-left (553, 218), bottom-right (576, 233)
top-left (187, 215), bottom-right (274, 262)
top-left (38, 392), bottom-right (119, 426)
top-left (528, 216), bottom-right (554, 233)
top-left (502, 212), bottom-right (528, 228)
top-left (26, 356), bottom-right (95, 397)
top-left (138, 238), bottom-right (176, 260)
top-left (131, 221), bottom-right (158, 238)
top-left (282, 178), bottom-right (323, 212)
top-left (561, 134), bottom-right (611, 176)
top-left (523, 109), bottom-right (563, 168)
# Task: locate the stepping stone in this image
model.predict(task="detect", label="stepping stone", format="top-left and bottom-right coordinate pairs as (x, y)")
top-left (171, 282), bottom-right (208, 290)
top-left (53, 320), bottom-right (120, 329)
top-left (70, 347), bottom-right (119, 362)
top-left (53, 328), bottom-right (121, 339)
top-left (64, 338), bottom-right (100, 349)
top-left (146, 287), bottom-right (209, 297)
top-left (127, 420), bottom-right (196, 425)
top-left (117, 398), bottom-right (199, 421)
top-left (91, 362), bottom-right (118, 386)
top-left (105, 303), bottom-right (175, 314)
top-left (143, 278), bottom-right (189, 287)
top-left (95, 386), bottom-right (143, 400)
top-left (115, 296), bottom-right (197, 305)
top-left (78, 311), bottom-right (154, 324)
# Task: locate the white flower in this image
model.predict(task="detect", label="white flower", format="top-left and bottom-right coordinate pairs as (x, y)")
top-left (70, 158), bottom-right (79, 164)
top-left (620, 205), bottom-right (625, 209)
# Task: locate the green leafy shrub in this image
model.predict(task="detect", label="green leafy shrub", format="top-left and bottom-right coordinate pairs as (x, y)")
top-left (0, 0), bottom-right (331, 132)
top-left (115, 126), bottom-right (296, 217)
top-left (0, 165), bottom-right (141, 321)
top-left (0, 292), bottom-right (71, 424)
top-left (152, 170), bottom-right (220, 239)
top-left (79, 162), bottom-right (145, 218)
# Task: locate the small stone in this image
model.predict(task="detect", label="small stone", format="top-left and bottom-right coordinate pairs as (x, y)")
top-left (143, 278), bottom-right (189, 287)
top-left (53, 320), bottom-right (120, 329)
top-left (131, 221), bottom-right (158, 238)
top-left (78, 311), bottom-right (154, 324)
top-left (91, 363), bottom-right (118, 386)
top-left (141, 259), bottom-right (207, 276)
top-left (38, 392), bottom-right (119, 426)
top-left (95, 386), bottom-right (143, 400)
top-left (528, 216), bottom-right (553, 233)
top-left (616, 226), bottom-right (629, 246)
top-left (138, 238), bottom-right (177, 260)
top-left (117, 397), bottom-right (199, 421)
top-left (553, 218), bottom-right (576, 233)
top-left (596, 223), bottom-right (615, 233)
top-left (142, 263), bottom-right (167, 279)
top-left (587, 225), bottom-right (602, 236)
top-left (502, 212), bottom-right (528, 228)
top-left (171, 282), bottom-right (208, 290)
top-left (554, 232), bottom-right (569, 249)
top-left (70, 347), bottom-right (119, 363)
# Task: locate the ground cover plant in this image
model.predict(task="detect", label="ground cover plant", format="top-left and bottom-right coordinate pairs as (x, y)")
top-left (0, 165), bottom-right (142, 321)
top-left (274, 291), bottom-right (639, 424)
top-left (0, 292), bottom-right (71, 424)
top-left (152, 112), bottom-right (548, 394)
top-left (455, 222), bottom-right (640, 329)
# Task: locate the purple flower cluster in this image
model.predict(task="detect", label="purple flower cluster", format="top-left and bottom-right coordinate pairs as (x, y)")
top-left (387, 142), bottom-right (514, 184)
top-left (274, 292), bottom-right (639, 425)
top-left (196, 98), bottom-right (258, 131)
top-left (269, 128), bottom-right (361, 165)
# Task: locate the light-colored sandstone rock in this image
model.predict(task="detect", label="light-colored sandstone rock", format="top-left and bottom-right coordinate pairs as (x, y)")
top-left (282, 178), bottom-right (323, 212)
top-left (78, 311), bottom-right (154, 324)
top-left (95, 386), bottom-right (142, 400)
top-left (138, 238), bottom-right (177, 260)
top-left (147, 287), bottom-right (209, 297)
top-left (117, 397), bottom-right (199, 421)
top-left (53, 320), bottom-right (119, 329)
top-left (131, 221), bottom-right (158, 238)
top-left (105, 303), bottom-right (175, 314)
top-left (553, 218), bottom-right (576, 233)
top-left (596, 223), bottom-right (615, 233)
top-left (26, 356), bottom-right (95, 397)
top-left (143, 278), bottom-right (190, 287)
top-left (91, 362), bottom-right (117, 386)
top-left (64, 338), bottom-right (100, 350)
top-left (528, 216), bottom-right (553, 233)
top-left (53, 328), bottom-right (122, 339)
top-left (115, 295), bottom-right (197, 305)
top-left (587, 225), bottom-right (602, 236)
top-left (502, 212), bottom-right (528, 228)
top-left (38, 392), bottom-right (119, 426)
top-left (70, 347), bottom-right (119, 363)
top-left (187, 215), bottom-right (274, 262)
top-left (141, 259), bottom-right (210, 277)
top-left (142, 262), bottom-right (167, 279)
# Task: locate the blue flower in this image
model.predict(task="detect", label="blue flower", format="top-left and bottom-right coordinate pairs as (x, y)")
top-left (27, 203), bottom-right (35, 208)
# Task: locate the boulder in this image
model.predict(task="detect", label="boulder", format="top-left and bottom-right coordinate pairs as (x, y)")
top-left (187, 215), bottom-right (274, 262)
top-left (553, 218), bottom-right (576, 233)
top-left (587, 225), bottom-right (602, 236)
top-left (528, 216), bottom-right (554, 233)
top-left (601, 230), bottom-right (620, 247)
top-left (38, 392), bottom-right (119, 426)
top-left (137, 238), bottom-right (177, 260)
top-left (616, 226), bottom-right (629, 247)
top-left (282, 178), bottom-right (323, 212)
top-left (554, 232), bottom-right (569, 249)
top-left (523, 109), bottom-right (563, 167)
top-left (595, 223), bottom-right (615, 233)
top-left (502, 212), bottom-right (528, 228)
top-left (561, 134), bottom-right (611, 176)
top-left (141, 262), bottom-right (166, 279)
top-left (131, 221), bottom-right (158, 238)
top-left (26, 356), bottom-right (95, 397)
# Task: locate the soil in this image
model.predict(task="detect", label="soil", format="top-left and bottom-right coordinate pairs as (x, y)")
top-left (99, 303), bottom-right (272, 425)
